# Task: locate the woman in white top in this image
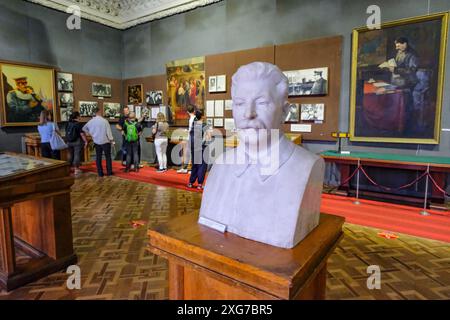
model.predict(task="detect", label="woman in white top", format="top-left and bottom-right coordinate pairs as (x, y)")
top-left (152, 113), bottom-right (170, 172)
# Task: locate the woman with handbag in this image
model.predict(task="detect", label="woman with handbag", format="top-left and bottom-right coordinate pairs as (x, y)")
top-left (152, 112), bottom-right (169, 172)
top-left (37, 110), bottom-right (63, 160)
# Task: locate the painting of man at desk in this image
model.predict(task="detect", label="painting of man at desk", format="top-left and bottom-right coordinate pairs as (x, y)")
top-left (350, 13), bottom-right (448, 144)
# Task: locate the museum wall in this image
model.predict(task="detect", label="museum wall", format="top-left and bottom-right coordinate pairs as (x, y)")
top-left (122, 0), bottom-right (450, 157)
top-left (0, 0), bottom-right (123, 153)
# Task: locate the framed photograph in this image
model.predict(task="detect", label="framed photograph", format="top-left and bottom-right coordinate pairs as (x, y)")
top-left (214, 100), bottom-right (224, 117)
top-left (225, 100), bottom-right (233, 111)
top-left (284, 103), bottom-right (300, 122)
top-left (209, 76), bottom-right (217, 93)
top-left (60, 106), bottom-right (73, 122)
top-left (79, 101), bottom-right (98, 117)
top-left (92, 82), bottom-right (112, 98)
top-left (1, 62), bottom-right (56, 127)
top-left (57, 72), bottom-right (73, 92)
top-left (300, 103), bottom-right (325, 121)
top-left (283, 67), bottom-right (328, 96)
top-left (103, 102), bottom-right (121, 119)
top-left (128, 84), bottom-right (143, 104)
top-left (350, 13), bottom-right (448, 144)
top-left (146, 90), bottom-right (163, 105)
top-left (58, 92), bottom-right (74, 108)
top-left (224, 118), bottom-right (236, 131)
top-left (216, 75), bottom-right (227, 92)
top-left (206, 118), bottom-right (213, 127)
top-left (214, 118), bottom-right (224, 127)
top-left (166, 56), bottom-right (205, 120)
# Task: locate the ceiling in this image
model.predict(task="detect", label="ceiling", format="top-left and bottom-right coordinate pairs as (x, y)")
top-left (26, 0), bottom-right (221, 29)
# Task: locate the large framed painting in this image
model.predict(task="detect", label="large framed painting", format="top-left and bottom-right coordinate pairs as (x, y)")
top-left (1, 62), bottom-right (56, 127)
top-left (166, 56), bottom-right (205, 120)
top-left (350, 13), bottom-right (448, 144)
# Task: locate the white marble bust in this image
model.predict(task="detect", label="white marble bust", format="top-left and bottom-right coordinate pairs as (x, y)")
top-left (198, 62), bottom-right (325, 249)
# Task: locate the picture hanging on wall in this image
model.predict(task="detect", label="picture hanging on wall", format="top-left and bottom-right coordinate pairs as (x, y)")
top-left (208, 76), bottom-right (217, 93)
top-left (79, 101), bottom-right (98, 117)
top-left (216, 75), bottom-right (227, 92)
top-left (92, 83), bottom-right (112, 98)
top-left (350, 12), bottom-right (448, 144)
top-left (283, 67), bottom-right (328, 96)
top-left (0, 62), bottom-right (56, 127)
top-left (58, 93), bottom-right (74, 108)
top-left (284, 103), bottom-right (300, 123)
top-left (57, 72), bottom-right (73, 92)
top-left (103, 102), bottom-right (121, 119)
top-left (60, 106), bottom-right (73, 122)
top-left (128, 84), bottom-right (143, 104)
top-left (166, 56), bottom-right (205, 120)
top-left (300, 103), bottom-right (325, 121)
top-left (146, 91), bottom-right (163, 105)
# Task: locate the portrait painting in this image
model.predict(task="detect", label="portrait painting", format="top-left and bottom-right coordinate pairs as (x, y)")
top-left (103, 102), bottom-right (121, 119)
top-left (146, 90), bottom-right (163, 105)
top-left (350, 13), bottom-right (448, 144)
top-left (284, 103), bottom-right (300, 122)
top-left (57, 72), bottom-right (73, 92)
top-left (92, 83), bottom-right (112, 98)
top-left (166, 56), bottom-right (205, 120)
top-left (79, 101), bottom-right (98, 117)
top-left (283, 67), bottom-right (328, 96)
top-left (128, 84), bottom-right (143, 104)
top-left (301, 103), bottom-right (325, 121)
top-left (1, 62), bottom-right (56, 127)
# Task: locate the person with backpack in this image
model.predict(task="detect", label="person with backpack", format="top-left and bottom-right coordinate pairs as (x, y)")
top-left (122, 111), bottom-right (143, 172)
top-left (187, 110), bottom-right (211, 190)
top-left (66, 111), bottom-right (88, 176)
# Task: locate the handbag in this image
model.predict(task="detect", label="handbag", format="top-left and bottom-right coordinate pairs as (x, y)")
top-left (50, 123), bottom-right (68, 151)
top-left (148, 122), bottom-right (158, 143)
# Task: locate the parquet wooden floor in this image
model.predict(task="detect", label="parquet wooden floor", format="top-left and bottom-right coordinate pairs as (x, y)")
top-left (0, 173), bottom-right (448, 300)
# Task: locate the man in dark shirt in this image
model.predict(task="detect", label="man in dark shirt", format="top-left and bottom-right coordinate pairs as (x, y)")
top-left (116, 106), bottom-right (130, 166)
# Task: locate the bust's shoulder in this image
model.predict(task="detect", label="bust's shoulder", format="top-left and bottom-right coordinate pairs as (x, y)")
top-left (290, 145), bottom-right (324, 167)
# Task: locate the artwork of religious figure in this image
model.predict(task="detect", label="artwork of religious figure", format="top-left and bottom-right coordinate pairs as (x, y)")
top-left (166, 57), bottom-right (205, 120)
top-left (199, 62), bottom-right (325, 249)
top-left (350, 13), bottom-right (448, 144)
top-left (1, 63), bottom-right (56, 126)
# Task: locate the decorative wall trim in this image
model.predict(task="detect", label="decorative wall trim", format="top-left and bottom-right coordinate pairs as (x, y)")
top-left (26, 0), bottom-right (222, 29)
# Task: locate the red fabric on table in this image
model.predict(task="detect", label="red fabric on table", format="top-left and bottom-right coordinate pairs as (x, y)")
top-left (362, 83), bottom-right (406, 133)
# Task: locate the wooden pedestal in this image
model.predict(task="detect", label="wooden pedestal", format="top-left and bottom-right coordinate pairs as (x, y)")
top-left (24, 133), bottom-right (91, 163)
top-left (0, 153), bottom-right (77, 291)
top-left (148, 213), bottom-right (344, 300)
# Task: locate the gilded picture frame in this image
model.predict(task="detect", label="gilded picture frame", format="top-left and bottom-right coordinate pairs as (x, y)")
top-left (349, 12), bottom-right (448, 144)
top-left (0, 61), bottom-right (57, 127)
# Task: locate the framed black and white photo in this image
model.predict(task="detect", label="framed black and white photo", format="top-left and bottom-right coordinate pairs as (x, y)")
top-left (60, 106), bottom-right (73, 122)
top-left (146, 91), bottom-right (163, 105)
top-left (58, 93), bottom-right (74, 108)
top-left (214, 118), bottom-right (224, 127)
top-left (301, 103), bottom-right (325, 121)
top-left (79, 101), bottom-right (98, 117)
top-left (206, 118), bottom-right (213, 128)
top-left (92, 83), bottom-right (112, 98)
top-left (283, 67), bottom-right (328, 96)
top-left (57, 72), bottom-right (73, 92)
top-left (103, 102), bottom-right (121, 119)
top-left (216, 75), bottom-right (227, 92)
top-left (208, 76), bottom-right (217, 93)
top-left (284, 103), bottom-right (300, 122)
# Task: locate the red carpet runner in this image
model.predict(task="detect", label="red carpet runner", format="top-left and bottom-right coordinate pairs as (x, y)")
top-left (81, 161), bottom-right (450, 243)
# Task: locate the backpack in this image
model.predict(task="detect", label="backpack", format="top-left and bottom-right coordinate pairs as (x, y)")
top-left (66, 122), bottom-right (79, 143)
top-left (124, 121), bottom-right (139, 142)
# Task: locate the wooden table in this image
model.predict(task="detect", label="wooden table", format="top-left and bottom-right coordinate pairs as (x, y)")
top-left (24, 133), bottom-right (92, 163)
top-left (321, 150), bottom-right (450, 207)
top-left (148, 213), bottom-right (344, 300)
top-left (0, 152), bottom-right (76, 291)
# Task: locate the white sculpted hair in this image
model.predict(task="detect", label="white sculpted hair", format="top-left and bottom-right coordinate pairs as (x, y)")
top-left (231, 62), bottom-right (288, 102)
